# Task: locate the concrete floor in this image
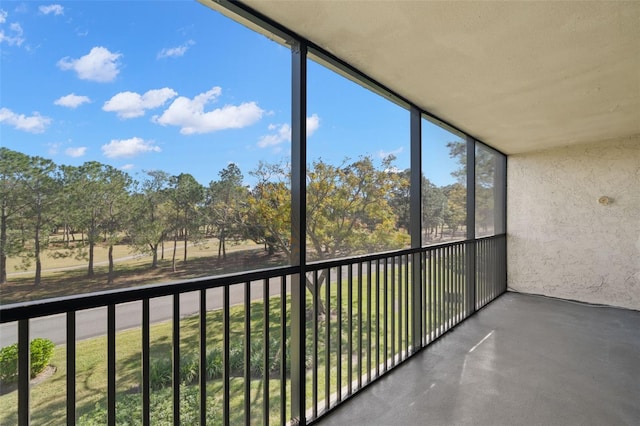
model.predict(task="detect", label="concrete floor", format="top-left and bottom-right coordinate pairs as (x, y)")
top-left (315, 292), bottom-right (640, 426)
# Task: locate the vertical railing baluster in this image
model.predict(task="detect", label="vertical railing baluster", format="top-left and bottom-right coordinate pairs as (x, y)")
top-left (399, 255), bottom-right (404, 357)
top-left (263, 278), bottom-right (270, 426)
top-left (67, 312), bottom-right (76, 426)
top-left (357, 262), bottom-right (363, 389)
top-left (18, 319), bottom-right (29, 426)
top-left (108, 304), bottom-right (116, 426)
top-left (397, 256), bottom-right (402, 361)
top-left (447, 245), bottom-right (452, 329)
top-left (404, 254), bottom-right (409, 356)
top-left (173, 295), bottom-right (180, 425)
top-left (142, 299), bottom-right (150, 426)
top-left (280, 276), bottom-right (287, 426)
top-left (312, 270), bottom-right (318, 418)
top-left (456, 244), bottom-right (460, 323)
top-left (428, 250), bottom-right (433, 341)
top-left (244, 281), bottom-right (251, 425)
top-left (391, 257), bottom-right (395, 367)
top-left (336, 266), bottom-right (342, 402)
top-left (325, 268), bottom-right (331, 412)
top-left (223, 286), bottom-right (230, 425)
top-left (383, 258), bottom-right (388, 372)
top-left (375, 259), bottom-right (380, 378)
top-left (366, 260), bottom-right (372, 383)
top-left (422, 252), bottom-right (427, 346)
top-left (347, 264), bottom-right (353, 395)
top-left (438, 248), bottom-right (442, 336)
top-left (200, 290), bottom-right (207, 426)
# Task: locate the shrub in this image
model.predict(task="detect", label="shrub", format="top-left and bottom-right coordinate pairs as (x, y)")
top-left (0, 338), bottom-right (55, 383)
top-left (206, 347), bottom-right (223, 380)
top-left (30, 338), bottom-right (54, 376)
top-left (149, 357), bottom-right (172, 390)
top-left (180, 353), bottom-right (199, 385)
top-left (0, 344), bottom-right (18, 382)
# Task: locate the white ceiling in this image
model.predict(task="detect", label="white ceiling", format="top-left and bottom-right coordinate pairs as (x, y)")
top-left (204, 0), bottom-right (640, 155)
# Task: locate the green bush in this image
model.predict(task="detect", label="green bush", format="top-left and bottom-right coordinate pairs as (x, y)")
top-left (149, 357), bottom-right (172, 390)
top-left (180, 353), bottom-right (199, 385)
top-left (78, 385), bottom-right (220, 425)
top-left (206, 347), bottom-right (223, 380)
top-left (30, 338), bottom-right (54, 376)
top-left (0, 338), bottom-right (55, 383)
top-left (0, 344), bottom-right (18, 382)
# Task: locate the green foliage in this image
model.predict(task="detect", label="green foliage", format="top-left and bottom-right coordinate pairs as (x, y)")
top-left (29, 338), bottom-right (54, 376)
top-left (147, 337), bottom-right (290, 393)
top-left (0, 344), bottom-right (18, 382)
top-left (78, 385), bottom-right (220, 425)
top-left (149, 357), bottom-right (172, 390)
top-left (0, 338), bottom-right (55, 383)
top-left (205, 346), bottom-right (223, 380)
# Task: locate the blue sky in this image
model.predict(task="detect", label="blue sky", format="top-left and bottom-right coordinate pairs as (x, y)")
top-left (0, 0), bottom-right (462, 187)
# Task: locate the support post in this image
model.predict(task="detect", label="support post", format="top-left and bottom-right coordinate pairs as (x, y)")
top-left (466, 137), bottom-right (476, 314)
top-left (410, 107), bottom-right (422, 351)
top-left (290, 40), bottom-right (307, 426)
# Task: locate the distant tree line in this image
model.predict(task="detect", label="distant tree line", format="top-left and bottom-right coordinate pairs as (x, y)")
top-left (0, 144), bottom-right (495, 288)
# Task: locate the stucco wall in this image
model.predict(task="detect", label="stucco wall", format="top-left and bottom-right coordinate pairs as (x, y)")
top-left (507, 136), bottom-right (640, 310)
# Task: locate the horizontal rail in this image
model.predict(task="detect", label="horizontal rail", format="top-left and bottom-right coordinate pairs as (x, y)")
top-left (0, 235), bottom-right (504, 324)
top-left (0, 235), bottom-right (505, 426)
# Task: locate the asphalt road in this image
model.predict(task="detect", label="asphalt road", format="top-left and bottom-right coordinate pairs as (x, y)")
top-left (0, 278), bottom-right (291, 347)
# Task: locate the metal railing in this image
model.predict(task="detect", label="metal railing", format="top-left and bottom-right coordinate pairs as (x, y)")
top-left (0, 235), bottom-right (505, 425)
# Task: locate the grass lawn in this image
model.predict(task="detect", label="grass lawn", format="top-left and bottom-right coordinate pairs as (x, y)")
top-left (1, 240), bottom-right (287, 305)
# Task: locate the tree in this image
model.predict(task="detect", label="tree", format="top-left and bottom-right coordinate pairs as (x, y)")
top-left (422, 178), bottom-right (447, 241)
top-left (247, 156), bottom-right (410, 314)
top-left (128, 170), bottom-right (172, 268)
top-left (19, 156), bottom-right (61, 285)
top-left (99, 167), bottom-right (133, 284)
top-left (64, 162), bottom-right (133, 278)
top-left (246, 161), bottom-right (290, 256)
top-left (0, 148), bottom-right (31, 284)
top-left (206, 163), bottom-right (248, 260)
top-left (443, 183), bottom-right (466, 237)
top-left (167, 173), bottom-right (204, 271)
top-left (447, 140), bottom-right (497, 235)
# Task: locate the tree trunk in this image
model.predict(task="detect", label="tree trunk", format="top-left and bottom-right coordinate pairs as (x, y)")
top-left (172, 232), bottom-right (178, 272)
top-left (183, 227), bottom-right (188, 263)
top-left (107, 244), bottom-right (114, 284)
top-left (0, 210), bottom-right (7, 284)
top-left (34, 223), bottom-right (41, 286)
top-left (150, 243), bottom-right (158, 268)
top-left (305, 269), bottom-right (328, 316)
top-left (88, 241), bottom-right (95, 277)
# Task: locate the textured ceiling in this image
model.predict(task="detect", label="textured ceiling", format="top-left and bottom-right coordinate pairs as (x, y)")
top-left (205, 0), bottom-right (640, 155)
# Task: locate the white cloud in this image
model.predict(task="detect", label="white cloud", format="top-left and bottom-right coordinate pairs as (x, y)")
top-left (57, 46), bottom-right (122, 82)
top-left (54, 93), bottom-right (91, 108)
top-left (101, 137), bottom-right (161, 159)
top-left (306, 114), bottom-right (320, 137)
top-left (257, 114), bottom-right (321, 148)
top-left (121, 164), bottom-right (135, 170)
top-left (152, 87), bottom-right (264, 134)
top-left (103, 88), bottom-right (177, 119)
top-left (0, 107), bottom-right (51, 133)
top-left (0, 10), bottom-right (7, 24)
top-left (65, 147), bottom-right (87, 158)
top-left (258, 123), bottom-right (290, 148)
top-left (0, 21), bottom-right (25, 47)
top-left (157, 40), bottom-right (194, 59)
top-left (39, 4), bottom-right (64, 15)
